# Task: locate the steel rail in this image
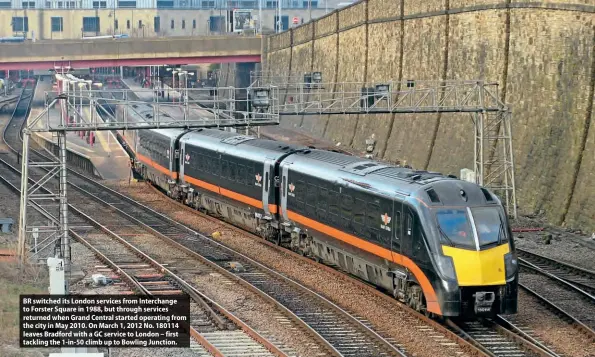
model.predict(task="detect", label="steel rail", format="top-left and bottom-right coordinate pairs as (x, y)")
top-left (2, 79), bottom-right (288, 357)
top-left (517, 248), bottom-right (595, 295)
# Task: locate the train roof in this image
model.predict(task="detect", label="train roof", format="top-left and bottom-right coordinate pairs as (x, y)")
top-left (288, 149), bottom-right (499, 207)
top-left (181, 128), bottom-right (306, 161)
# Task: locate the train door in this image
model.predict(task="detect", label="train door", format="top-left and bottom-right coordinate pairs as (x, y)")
top-left (402, 205), bottom-right (415, 258)
top-left (280, 161), bottom-right (291, 222)
top-left (391, 199), bottom-right (402, 257)
top-left (179, 141), bottom-right (186, 183)
top-left (262, 158), bottom-right (274, 217)
top-left (169, 137), bottom-right (176, 179)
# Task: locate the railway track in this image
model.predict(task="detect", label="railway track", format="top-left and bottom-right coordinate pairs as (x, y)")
top-left (111, 82), bottom-right (566, 357)
top-left (0, 158), bottom-right (287, 357)
top-left (130, 182), bottom-right (562, 357)
top-left (447, 318), bottom-right (556, 357)
top-left (517, 248), bottom-right (595, 296)
top-left (513, 249), bottom-right (595, 341)
top-left (3, 80), bottom-right (410, 357)
top-left (518, 265), bottom-right (595, 335)
top-left (0, 79), bottom-right (294, 357)
top-left (62, 171), bottom-right (408, 357)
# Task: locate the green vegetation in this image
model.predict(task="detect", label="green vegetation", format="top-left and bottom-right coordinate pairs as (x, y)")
top-left (0, 260), bottom-right (47, 346)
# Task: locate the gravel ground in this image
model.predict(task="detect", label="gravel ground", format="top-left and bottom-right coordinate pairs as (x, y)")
top-left (108, 181), bottom-right (476, 357)
top-left (520, 269), bottom-right (595, 330)
top-left (110, 231), bottom-right (319, 357)
top-left (503, 290), bottom-right (594, 357)
top-left (513, 217), bottom-right (595, 271)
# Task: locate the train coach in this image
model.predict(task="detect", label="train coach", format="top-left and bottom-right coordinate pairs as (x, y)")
top-left (133, 127), bottom-right (519, 318)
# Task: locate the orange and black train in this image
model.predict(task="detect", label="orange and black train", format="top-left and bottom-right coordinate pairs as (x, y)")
top-left (130, 127), bottom-right (518, 318)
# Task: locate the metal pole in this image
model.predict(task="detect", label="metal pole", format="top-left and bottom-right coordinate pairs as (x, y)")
top-left (58, 130), bottom-right (70, 287)
top-left (308, 0), bottom-right (312, 22)
top-left (18, 130), bottom-right (30, 266)
top-left (278, 0), bottom-right (282, 33)
top-left (184, 75), bottom-right (188, 121)
top-left (258, 0), bottom-right (262, 34)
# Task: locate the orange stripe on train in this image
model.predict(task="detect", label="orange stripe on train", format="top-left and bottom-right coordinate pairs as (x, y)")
top-left (286, 210), bottom-right (441, 314)
top-left (162, 171), bottom-right (440, 314)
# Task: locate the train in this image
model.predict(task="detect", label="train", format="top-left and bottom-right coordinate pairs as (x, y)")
top-left (122, 120), bottom-right (518, 318)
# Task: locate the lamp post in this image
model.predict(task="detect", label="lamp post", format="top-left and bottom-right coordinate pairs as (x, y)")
top-left (78, 82), bottom-right (86, 124)
top-left (169, 69), bottom-right (179, 102)
top-left (178, 71), bottom-right (193, 120)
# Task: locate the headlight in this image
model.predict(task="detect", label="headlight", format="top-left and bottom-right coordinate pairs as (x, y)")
top-left (433, 254), bottom-right (457, 281)
top-left (504, 251), bottom-right (518, 280)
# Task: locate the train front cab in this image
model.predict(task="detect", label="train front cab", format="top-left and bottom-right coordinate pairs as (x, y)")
top-left (422, 205), bottom-right (518, 318)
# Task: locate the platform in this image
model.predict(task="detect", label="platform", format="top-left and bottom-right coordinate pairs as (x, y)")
top-left (122, 78), bottom-right (220, 121)
top-left (30, 84), bottom-right (131, 180)
top-left (0, 94), bottom-right (19, 111)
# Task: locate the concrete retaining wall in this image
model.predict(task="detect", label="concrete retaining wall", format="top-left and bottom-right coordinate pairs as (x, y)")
top-left (264, 0), bottom-right (595, 231)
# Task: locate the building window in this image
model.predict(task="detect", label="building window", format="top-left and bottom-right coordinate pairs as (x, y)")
top-left (22, 1), bottom-right (35, 8)
top-left (156, 0), bottom-right (173, 8)
top-left (82, 16), bottom-right (100, 33)
top-left (182, 20), bottom-right (185, 29)
top-left (154, 16), bottom-right (160, 32)
top-left (266, 1), bottom-right (277, 8)
top-left (115, 19), bottom-right (119, 29)
top-left (51, 17), bottom-right (63, 32)
top-left (92, 1), bottom-right (106, 8)
top-left (170, 19), bottom-right (174, 29)
top-left (44, 1), bottom-right (50, 7)
top-left (0, 1), bottom-right (12, 8)
top-left (57, 1), bottom-right (62, 7)
top-left (12, 17), bottom-right (29, 32)
top-left (201, 1), bottom-right (214, 8)
top-left (126, 20), bottom-right (130, 29)
top-left (118, 1), bottom-right (136, 7)
top-left (66, 1), bottom-right (75, 8)
top-left (192, 19), bottom-right (196, 29)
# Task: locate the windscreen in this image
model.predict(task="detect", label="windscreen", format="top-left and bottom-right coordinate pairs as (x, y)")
top-left (435, 207), bottom-right (505, 250)
top-left (470, 207), bottom-right (504, 246)
top-left (435, 209), bottom-right (475, 249)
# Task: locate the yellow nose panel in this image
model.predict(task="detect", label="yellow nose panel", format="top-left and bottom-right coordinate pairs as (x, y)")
top-left (442, 244), bottom-right (510, 286)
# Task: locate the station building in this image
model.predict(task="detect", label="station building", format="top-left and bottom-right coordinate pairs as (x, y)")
top-left (0, 0), bottom-right (348, 39)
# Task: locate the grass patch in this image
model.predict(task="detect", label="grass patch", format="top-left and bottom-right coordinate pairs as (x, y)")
top-left (0, 257), bottom-right (48, 346)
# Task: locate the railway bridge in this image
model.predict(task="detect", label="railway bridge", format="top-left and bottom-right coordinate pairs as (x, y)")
top-left (0, 36), bottom-right (262, 70)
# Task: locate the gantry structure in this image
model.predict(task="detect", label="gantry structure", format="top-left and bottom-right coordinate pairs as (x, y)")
top-left (251, 71), bottom-right (517, 218)
top-left (18, 79), bottom-right (279, 275)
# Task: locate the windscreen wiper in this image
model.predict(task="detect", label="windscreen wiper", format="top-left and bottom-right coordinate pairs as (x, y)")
top-left (437, 225), bottom-right (456, 247)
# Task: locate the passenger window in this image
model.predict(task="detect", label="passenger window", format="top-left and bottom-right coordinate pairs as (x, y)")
top-left (317, 187), bottom-right (328, 221)
top-left (229, 163), bottom-right (236, 181)
top-left (353, 198), bottom-right (365, 226)
top-left (366, 202), bottom-right (380, 227)
top-left (341, 195), bottom-right (353, 228)
top-left (238, 165), bottom-right (246, 184)
top-left (328, 190), bottom-right (340, 224)
top-left (221, 160), bottom-right (229, 179)
top-left (406, 214), bottom-right (413, 236)
top-left (265, 172), bottom-right (269, 191)
top-left (394, 211), bottom-right (402, 239)
top-left (306, 183), bottom-right (317, 205)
